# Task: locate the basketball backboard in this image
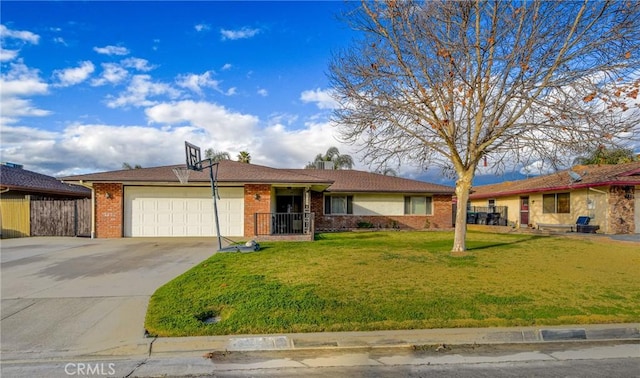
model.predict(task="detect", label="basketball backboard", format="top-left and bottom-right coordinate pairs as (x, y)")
top-left (185, 141), bottom-right (203, 171)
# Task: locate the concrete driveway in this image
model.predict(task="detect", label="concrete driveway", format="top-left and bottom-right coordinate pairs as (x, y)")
top-left (1, 237), bottom-right (216, 361)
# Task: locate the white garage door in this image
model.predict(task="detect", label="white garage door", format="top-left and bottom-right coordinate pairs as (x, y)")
top-left (124, 187), bottom-right (244, 237)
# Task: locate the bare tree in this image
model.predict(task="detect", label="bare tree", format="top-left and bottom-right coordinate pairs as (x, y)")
top-left (204, 148), bottom-right (231, 162)
top-left (330, 0), bottom-right (640, 253)
top-left (573, 146), bottom-right (638, 165)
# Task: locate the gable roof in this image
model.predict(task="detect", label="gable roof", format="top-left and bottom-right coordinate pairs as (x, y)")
top-left (0, 165), bottom-right (91, 197)
top-left (288, 169), bottom-right (454, 194)
top-left (470, 161), bottom-right (640, 200)
top-left (60, 161), bottom-right (454, 194)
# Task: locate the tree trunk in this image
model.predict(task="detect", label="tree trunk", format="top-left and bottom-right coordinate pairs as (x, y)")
top-left (452, 170), bottom-right (474, 254)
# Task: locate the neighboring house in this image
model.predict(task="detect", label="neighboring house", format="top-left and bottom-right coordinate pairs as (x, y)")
top-left (469, 161), bottom-right (640, 234)
top-left (0, 163), bottom-right (91, 238)
top-left (61, 161), bottom-right (454, 240)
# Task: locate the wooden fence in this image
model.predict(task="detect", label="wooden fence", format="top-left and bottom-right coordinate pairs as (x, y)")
top-left (1, 198), bottom-right (91, 238)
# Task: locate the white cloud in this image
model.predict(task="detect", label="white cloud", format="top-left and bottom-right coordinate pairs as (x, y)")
top-left (194, 23), bottom-right (210, 32)
top-left (225, 87), bottom-right (237, 96)
top-left (91, 62), bottom-right (129, 86)
top-left (145, 100), bottom-right (258, 142)
top-left (220, 27), bottom-right (260, 41)
top-left (176, 71), bottom-right (220, 95)
top-left (0, 97), bottom-right (51, 124)
top-left (221, 63), bottom-right (232, 71)
top-left (106, 74), bottom-right (181, 108)
top-left (93, 45), bottom-right (130, 56)
top-left (53, 61), bottom-right (95, 87)
top-left (0, 48), bottom-right (18, 62)
top-left (256, 119), bottom-right (354, 168)
top-left (0, 94), bottom-right (362, 176)
top-left (519, 160), bottom-right (559, 176)
top-left (0, 122), bottom-right (202, 176)
top-left (121, 57), bottom-right (155, 72)
top-left (300, 88), bottom-right (339, 109)
top-left (0, 61), bottom-right (50, 124)
top-left (0, 24), bottom-right (40, 44)
top-left (257, 88), bottom-right (268, 97)
top-left (0, 25), bottom-right (39, 62)
top-left (53, 37), bottom-right (67, 45)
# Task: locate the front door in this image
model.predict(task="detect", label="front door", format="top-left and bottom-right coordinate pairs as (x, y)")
top-left (276, 195), bottom-right (302, 213)
top-left (520, 196), bottom-right (529, 227)
top-left (274, 189), bottom-right (303, 234)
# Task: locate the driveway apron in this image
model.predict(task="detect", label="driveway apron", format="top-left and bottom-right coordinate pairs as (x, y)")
top-left (1, 237), bottom-right (216, 360)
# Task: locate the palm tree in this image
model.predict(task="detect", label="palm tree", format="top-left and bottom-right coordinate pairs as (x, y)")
top-left (237, 151), bottom-right (251, 163)
top-left (122, 162), bottom-right (142, 169)
top-left (305, 146), bottom-right (354, 170)
top-left (204, 148), bottom-right (231, 162)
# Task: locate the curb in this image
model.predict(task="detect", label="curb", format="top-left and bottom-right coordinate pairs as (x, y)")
top-left (140, 323), bottom-right (640, 356)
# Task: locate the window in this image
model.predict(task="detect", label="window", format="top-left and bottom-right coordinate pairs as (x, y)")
top-left (324, 195), bottom-right (353, 214)
top-left (404, 196), bottom-right (433, 215)
top-left (542, 193), bottom-right (570, 213)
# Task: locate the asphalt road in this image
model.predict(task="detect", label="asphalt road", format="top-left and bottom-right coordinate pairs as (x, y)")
top-left (1, 237), bottom-right (216, 360)
top-left (211, 358), bottom-right (640, 378)
top-left (1, 341), bottom-right (638, 377)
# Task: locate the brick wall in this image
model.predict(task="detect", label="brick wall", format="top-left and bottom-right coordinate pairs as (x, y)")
top-left (244, 184), bottom-right (272, 237)
top-left (94, 183), bottom-right (123, 238)
top-left (311, 192), bottom-right (453, 231)
top-left (608, 185), bottom-right (635, 234)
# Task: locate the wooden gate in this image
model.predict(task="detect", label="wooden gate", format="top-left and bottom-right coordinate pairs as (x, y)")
top-left (30, 198), bottom-right (91, 237)
top-left (0, 198), bottom-right (31, 238)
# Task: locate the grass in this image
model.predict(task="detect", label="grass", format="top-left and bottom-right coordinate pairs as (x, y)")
top-left (144, 231), bottom-right (640, 337)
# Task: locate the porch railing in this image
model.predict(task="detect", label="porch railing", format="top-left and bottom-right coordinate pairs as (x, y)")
top-left (254, 213), bottom-right (314, 236)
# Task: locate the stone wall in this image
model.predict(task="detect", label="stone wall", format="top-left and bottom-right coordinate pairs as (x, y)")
top-left (608, 185), bottom-right (635, 234)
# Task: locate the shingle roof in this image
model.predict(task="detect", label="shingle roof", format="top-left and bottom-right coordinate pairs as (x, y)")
top-left (61, 161), bottom-right (333, 186)
top-left (288, 169), bottom-right (455, 194)
top-left (60, 161), bottom-right (454, 194)
top-left (470, 161), bottom-right (640, 200)
top-left (0, 165), bottom-right (91, 197)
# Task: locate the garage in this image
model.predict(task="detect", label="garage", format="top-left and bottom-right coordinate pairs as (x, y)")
top-left (124, 186), bottom-right (244, 237)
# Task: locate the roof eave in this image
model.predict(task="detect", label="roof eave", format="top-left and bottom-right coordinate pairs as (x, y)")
top-left (469, 180), bottom-right (639, 199)
top-left (0, 184), bottom-right (90, 197)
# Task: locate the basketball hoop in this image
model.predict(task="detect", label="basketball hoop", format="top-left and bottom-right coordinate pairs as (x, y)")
top-left (173, 167), bottom-right (190, 184)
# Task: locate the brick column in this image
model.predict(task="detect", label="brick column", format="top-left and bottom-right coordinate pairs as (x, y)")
top-left (244, 184), bottom-right (272, 237)
top-left (94, 183), bottom-right (123, 238)
top-left (432, 194), bottom-right (454, 228)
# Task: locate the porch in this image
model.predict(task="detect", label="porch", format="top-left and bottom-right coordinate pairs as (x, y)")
top-left (253, 212), bottom-right (315, 241)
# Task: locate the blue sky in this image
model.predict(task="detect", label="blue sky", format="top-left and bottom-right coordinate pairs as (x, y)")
top-left (4, 1), bottom-right (627, 186)
top-left (1, 1), bottom-right (369, 178)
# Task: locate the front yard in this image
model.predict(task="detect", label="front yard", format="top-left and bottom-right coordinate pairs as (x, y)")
top-left (145, 231), bottom-right (640, 337)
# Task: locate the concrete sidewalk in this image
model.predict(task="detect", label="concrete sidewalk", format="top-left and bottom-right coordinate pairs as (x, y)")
top-left (93, 323), bottom-right (640, 358)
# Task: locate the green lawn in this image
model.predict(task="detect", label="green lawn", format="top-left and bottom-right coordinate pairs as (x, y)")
top-left (145, 231), bottom-right (640, 337)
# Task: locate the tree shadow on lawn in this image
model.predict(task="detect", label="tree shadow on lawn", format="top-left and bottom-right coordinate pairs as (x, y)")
top-left (315, 232), bottom-right (391, 241)
top-left (466, 235), bottom-right (545, 251)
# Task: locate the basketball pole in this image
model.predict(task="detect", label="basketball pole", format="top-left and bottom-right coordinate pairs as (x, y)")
top-left (208, 160), bottom-right (223, 251)
top-left (183, 141), bottom-right (258, 252)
